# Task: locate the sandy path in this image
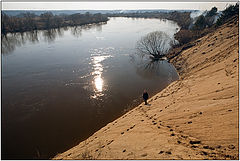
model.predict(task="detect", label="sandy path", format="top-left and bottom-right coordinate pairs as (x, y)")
top-left (53, 17), bottom-right (238, 160)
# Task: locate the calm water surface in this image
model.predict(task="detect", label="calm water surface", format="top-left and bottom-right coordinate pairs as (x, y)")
top-left (2, 17), bottom-right (179, 159)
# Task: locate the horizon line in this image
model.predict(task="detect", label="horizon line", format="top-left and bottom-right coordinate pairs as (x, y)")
top-left (2, 8), bottom-right (200, 11)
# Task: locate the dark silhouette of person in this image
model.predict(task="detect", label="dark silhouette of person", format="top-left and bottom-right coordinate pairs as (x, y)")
top-left (143, 90), bottom-right (149, 105)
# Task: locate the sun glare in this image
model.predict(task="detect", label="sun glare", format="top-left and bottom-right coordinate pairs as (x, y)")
top-left (90, 50), bottom-right (113, 98)
top-left (94, 76), bottom-right (103, 92)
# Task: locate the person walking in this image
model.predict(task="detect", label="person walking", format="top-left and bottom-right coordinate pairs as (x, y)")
top-left (143, 90), bottom-right (149, 105)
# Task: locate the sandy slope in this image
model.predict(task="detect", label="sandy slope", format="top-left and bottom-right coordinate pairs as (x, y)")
top-left (53, 18), bottom-right (239, 160)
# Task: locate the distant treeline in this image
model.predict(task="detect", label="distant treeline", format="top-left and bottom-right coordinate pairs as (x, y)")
top-left (107, 11), bottom-right (192, 29)
top-left (1, 12), bottom-right (109, 34)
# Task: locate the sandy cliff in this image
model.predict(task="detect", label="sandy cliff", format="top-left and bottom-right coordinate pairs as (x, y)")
top-left (53, 17), bottom-right (239, 160)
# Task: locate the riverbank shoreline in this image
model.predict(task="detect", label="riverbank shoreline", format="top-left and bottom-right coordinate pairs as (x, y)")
top-left (53, 16), bottom-right (238, 160)
top-left (2, 11), bottom-right (109, 34)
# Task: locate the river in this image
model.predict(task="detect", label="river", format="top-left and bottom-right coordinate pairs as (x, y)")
top-left (2, 17), bottom-right (179, 159)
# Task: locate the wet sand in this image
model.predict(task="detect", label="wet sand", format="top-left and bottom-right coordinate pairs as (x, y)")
top-left (53, 17), bottom-right (239, 160)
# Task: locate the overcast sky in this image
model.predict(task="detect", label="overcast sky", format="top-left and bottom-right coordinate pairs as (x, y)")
top-left (2, 2), bottom-right (237, 11)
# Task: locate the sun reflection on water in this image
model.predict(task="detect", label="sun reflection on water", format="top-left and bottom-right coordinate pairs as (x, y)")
top-left (94, 76), bottom-right (103, 92)
top-left (89, 47), bottom-right (114, 99)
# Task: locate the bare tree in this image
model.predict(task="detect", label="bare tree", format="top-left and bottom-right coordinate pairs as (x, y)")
top-left (136, 31), bottom-right (174, 60)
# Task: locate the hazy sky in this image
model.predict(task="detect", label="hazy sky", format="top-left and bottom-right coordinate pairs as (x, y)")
top-left (2, 2), bottom-right (237, 11)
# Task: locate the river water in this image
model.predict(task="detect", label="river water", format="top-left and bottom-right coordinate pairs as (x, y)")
top-left (2, 17), bottom-right (179, 159)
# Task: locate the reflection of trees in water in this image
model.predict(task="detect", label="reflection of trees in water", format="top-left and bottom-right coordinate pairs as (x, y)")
top-left (56, 28), bottom-right (64, 37)
top-left (2, 28), bottom-right (64, 54)
top-left (95, 23), bottom-right (104, 32)
top-left (2, 22), bottom-right (106, 54)
top-left (2, 32), bottom-right (27, 54)
top-left (63, 26), bottom-right (69, 31)
top-left (42, 28), bottom-right (64, 43)
top-left (136, 60), bottom-right (167, 79)
top-left (43, 29), bottom-right (57, 43)
top-left (2, 35), bottom-right (14, 54)
top-left (71, 26), bottom-right (82, 37)
top-left (25, 31), bottom-right (39, 44)
top-left (70, 22), bottom-right (107, 37)
top-left (131, 54), bottom-right (178, 81)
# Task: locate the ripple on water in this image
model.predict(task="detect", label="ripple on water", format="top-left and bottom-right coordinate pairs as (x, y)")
top-left (88, 47), bottom-right (115, 99)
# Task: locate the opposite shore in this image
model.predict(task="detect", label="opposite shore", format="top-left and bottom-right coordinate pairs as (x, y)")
top-left (53, 13), bottom-right (239, 159)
